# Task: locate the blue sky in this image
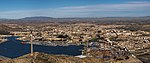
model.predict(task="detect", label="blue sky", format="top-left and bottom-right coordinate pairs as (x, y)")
top-left (0, 0), bottom-right (150, 19)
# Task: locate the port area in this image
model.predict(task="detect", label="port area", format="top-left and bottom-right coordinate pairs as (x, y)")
top-left (0, 35), bottom-right (12, 44)
top-left (0, 36), bottom-right (144, 63)
top-left (17, 36), bottom-right (145, 63)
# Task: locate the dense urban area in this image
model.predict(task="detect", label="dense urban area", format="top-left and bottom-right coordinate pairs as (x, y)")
top-left (0, 17), bottom-right (150, 63)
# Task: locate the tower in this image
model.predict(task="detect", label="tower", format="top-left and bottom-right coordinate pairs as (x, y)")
top-left (30, 31), bottom-right (33, 56)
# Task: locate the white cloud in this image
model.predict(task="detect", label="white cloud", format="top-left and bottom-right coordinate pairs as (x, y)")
top-left (58, 1), bottom-right (150, 12)
top-left (0, 1), bottom-right (150, 19)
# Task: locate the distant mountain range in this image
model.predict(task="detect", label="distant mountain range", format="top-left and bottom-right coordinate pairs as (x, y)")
top-left (20, 16), bottom-right (54, 20)
top-left (0, 16), bottom-right (150, 20)
top-left (0, 16), bottom-right (150, 23)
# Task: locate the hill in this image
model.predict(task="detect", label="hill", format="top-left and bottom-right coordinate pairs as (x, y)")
top-left (20, 16), bottom-right (54, 20)
top-left (0, 52), bottom-right (143, 63)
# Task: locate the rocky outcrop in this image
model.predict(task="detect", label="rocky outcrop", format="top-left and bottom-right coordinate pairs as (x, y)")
top-left (0, 52), bottom-right (143, 63)
top-left (0, 56), bottom-right (12, 63)
top-left (12, 52), bottom-right (103, 63)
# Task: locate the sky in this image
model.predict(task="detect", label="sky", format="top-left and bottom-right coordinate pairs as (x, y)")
top-left (0, 0), bottom-right (150, 19)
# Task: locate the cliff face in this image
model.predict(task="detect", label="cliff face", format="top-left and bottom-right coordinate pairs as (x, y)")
top-left (0, 52), bottom-right (143, 63)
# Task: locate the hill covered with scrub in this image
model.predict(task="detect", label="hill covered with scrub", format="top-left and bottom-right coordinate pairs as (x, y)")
top-left (0, 52), bottom-right (142, 63)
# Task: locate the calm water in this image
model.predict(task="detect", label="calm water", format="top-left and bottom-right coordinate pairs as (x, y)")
top-left (0, 36), bottom-right (84, 58)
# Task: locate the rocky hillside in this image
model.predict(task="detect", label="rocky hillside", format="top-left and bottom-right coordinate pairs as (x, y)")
top-left (0, 52), bottom-right (143, 63)
top-left (13, 53), bottom-right (103, 63)
top-left (0, 56), bottom-right (12, 63)
top-left (1, 52), bottom-right (103, 63)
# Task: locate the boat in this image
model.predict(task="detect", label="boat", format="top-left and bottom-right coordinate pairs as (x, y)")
top-left (21, 42), bottom-right (27, 44)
